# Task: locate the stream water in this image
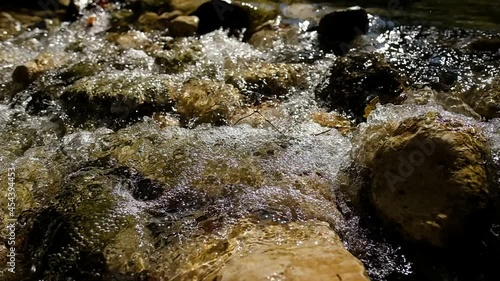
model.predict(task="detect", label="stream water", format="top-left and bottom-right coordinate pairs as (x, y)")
top-left (0, 1), bottom-right (499, 280)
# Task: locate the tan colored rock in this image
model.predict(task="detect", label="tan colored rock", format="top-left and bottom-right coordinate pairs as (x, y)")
top-left (112, 30), bottom-right (152, 49)
top-left (312, 111), bottom-right (355, 135)
top-left (459, 77), bottom-right (500, 119)
top-left (173, 80), bottom-right (243, 126)
top-left (0, 12), bottom-right (43, 41)
top-left (12, 53), bottom-right (56, 85)
top-left (248, 25), bottom-right (300, 50)
top-left (168, 15), bottom-right (199, 37)
top-left (217, 221), bottom-right (369, 281)
top-left (230, 101), bottom-right (284, 129)
top-left (157, 220), bottom-right (370, 281)
top-left (227, 62), bottom-right (306, 102)
top-left (368, 112), bottom-right (491, 247)
top-left (168, 0), bottom-right (209, 14)
top-left (152, 112), bottom-right (180, 127)
top-left (136, 11), bottom-right (168, 31)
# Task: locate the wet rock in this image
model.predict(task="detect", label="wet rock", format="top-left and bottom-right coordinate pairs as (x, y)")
top-left (459, 77), bottom-right (500, 119)
top-left (168, 15), bottom-right (199, 37)
top-left (312, 111), bottom-right (355, 135)
top-left (315, 7), bottom-right (369, 54)
top-left (164, 220), bottom-right (369, 281)
top-left (227, 62), bottom-right (306, 103)
top-left (403, 87), bottom-right (481, 119)
top-left (356, 112), bottom-right (492, 247)
top-left (136, 11), bottom-right (168, 31)
top-left (151, 38), bottom-right (203, 73)
top-left (60, 74), bottom-right (175, 123)
top-left (234, 0), bottom-right (279, 37)
top-left (20, 167), bottom-right (143, 280)
top-left (0, 12), bottom-right (43, 40)
top-left (110, 30), bottom-right (153, 49)
top-left (152, 112), bottom-right (180, 127)
top-left (173, 79), bottom-right (243, 126)
top-left (248, 24), bottom-right (300, 50)
top-left (230, 101), bottom-right (284, 129)
top-left (168, 0), bottom-right (209, 14)
top-left (282, 3), bottom-right (326, 22)
top-left (468, 37), bottom-right (500, 53)
top-left (159, 9), bottom-right (183, 20)
top-left (316, 53), bottom-right (405, 122)
top-left (12, 53), bottom-right (56, 86)
top-left (191, 0), bottom-right (249, 37)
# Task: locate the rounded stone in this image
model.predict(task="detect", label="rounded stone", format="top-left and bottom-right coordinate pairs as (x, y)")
top-left (370, 113), bottom-right (491, 247)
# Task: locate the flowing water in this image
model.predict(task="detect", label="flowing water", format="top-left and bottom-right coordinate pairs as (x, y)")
top-left (0, 1), bottom-right (499, 280)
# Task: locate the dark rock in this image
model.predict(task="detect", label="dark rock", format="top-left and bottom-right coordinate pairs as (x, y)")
top-left (468, 37), bottom-right (500, 53)
top-left (459, 76), bottom-right (500, 119)
top-left (315, 7), bottom-right (369, 54)
top-left (315, 53), bottom-right (405, 122)
top-left (168, 15), bottom-right (199, 37)
top-left (190, 0), bottom-right (249, 37)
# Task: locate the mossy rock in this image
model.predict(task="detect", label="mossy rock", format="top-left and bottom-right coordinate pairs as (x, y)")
top-left (18, 167), bottom-right (149, 280)
top-left (60, 74), bottom-right (176, 124)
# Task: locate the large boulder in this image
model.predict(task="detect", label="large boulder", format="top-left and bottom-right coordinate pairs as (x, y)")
top-left (459, 76), bottom-right (500, 119)
top-left (315, 53), bottom-right (405, 122)
top-left (163, 220), bottom-right (370, 281)
top-left (356, 112), bottom-right (492, 247)
top-left (227, 62), bottom-right (306, 103)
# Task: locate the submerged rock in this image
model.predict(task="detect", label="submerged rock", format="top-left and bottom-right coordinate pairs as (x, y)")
top-left (316, 53), bottom-right (405, 122)
top-left (403, 87), bottom-right (481, 119)
top-left (163, 220), bottom-right (370, 281)
top-left (459, 77), bottom-right (500, 119)
top-left (60, 74), bottom-right (175, 124)
top-left (173, 79), bottom-right (243, 126)
top-left (353, 112), bottom-right (493, 247)
top-left (151, 38), bottom-right (203, 73)
top-left (227, 62), bottom-right (306, 103)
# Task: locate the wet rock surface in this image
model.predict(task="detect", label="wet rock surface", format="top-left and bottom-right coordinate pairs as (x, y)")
top-left (316, 7), bottom-right (369, 54)
top-left (0, 1), bottom-right (499, 281)
top-left (366, 113), bottom-right (491, 247)
top-left (315, 53), bottom-right (406, 122)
